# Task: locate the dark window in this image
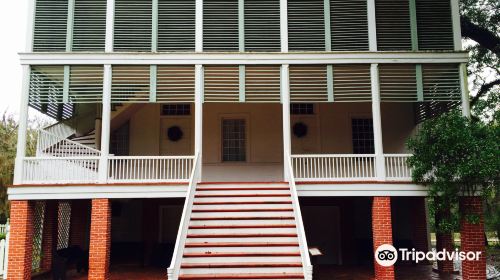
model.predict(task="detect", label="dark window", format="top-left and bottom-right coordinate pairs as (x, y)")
top-left (161, 104), bottom-right (191, 116)
top-left (291, 103), bottom-right (314, 115)
top-left (222, 119), bottom-right (246, 162)
top-left (351, 118), bottom-right (374, 154)
top-left (110, 122), bottom-right (130, 156)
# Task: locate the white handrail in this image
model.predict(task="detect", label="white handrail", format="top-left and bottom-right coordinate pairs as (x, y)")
top-left (286, 155), bottom-right (313, 280)
top-left (37, 129), bottom-right (101, 157)
top-left (108, 156), bottom-right (195, 182)
top-left (167, 151), bottom-right (200, 280)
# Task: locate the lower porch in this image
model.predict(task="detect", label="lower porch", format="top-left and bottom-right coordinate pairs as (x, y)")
top-left (7, 196), bottom-right (485, 280)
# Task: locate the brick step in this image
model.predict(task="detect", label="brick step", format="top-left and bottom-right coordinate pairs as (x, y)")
top-left (189, 219), bottom-right (296, 227)
top-left (185, 242), bottom-right (299, 247)
top-left (183, 252), bottom-right (301, 258)
top-left (181, 263), bottom-right (302, 268)
top-left (179, 273), bottom-right (303, 279)
top-left (190, 212), bottom-right (294, 219)
top-left (195, 194), bottom-right (291, 198)
top-left (187, 233), bottom-right (298, 238)
top-left (188, 224), bottom-right (296, 229)
top-left (190, 216), bottom-right (295, 221)
top-left (186, 237), bottom-right (299, 243)
top-left (187, 227), bottom-right (297, 235)
top-left (194, 197), bottom-right (292, 203)
top-left (197, 187), bottom-right (290, 191)
top-left (193, 201), bottom-right (292, 205)
top-left (192, 208), bottom-right (293, 213)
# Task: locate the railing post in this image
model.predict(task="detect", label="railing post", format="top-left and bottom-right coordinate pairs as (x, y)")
top-left (99, 65), bottom-right (112, 183)
top-left (281, 64), bottom-right (291, 182)
top-left (194, 65), bottom-right (203, 181)
top-left (370, 64), bottom-right (386, 180)
top-left (14, 66), bottom-right (31, 185)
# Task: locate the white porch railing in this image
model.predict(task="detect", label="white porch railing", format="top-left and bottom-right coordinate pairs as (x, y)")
top-left (385, 154), bottom-right (412, 180)
top-left (0, 222), bottom-right (9, 278)
top-left (168, 152), bottom-right (201, 280)
top-left (108, 156), bottom-right (195, 183)
top-left (37, 129), bottom-right (100, 157)
top-left (286, 156), bottom-right (313, 280)
top-left (291, 154), bottom-right (377, 181)
top-left (22, 157), bottom-right (100, 184)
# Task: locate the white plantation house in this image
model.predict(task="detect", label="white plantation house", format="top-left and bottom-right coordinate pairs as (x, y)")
top-left (6, 0), bottom-right (487, 279)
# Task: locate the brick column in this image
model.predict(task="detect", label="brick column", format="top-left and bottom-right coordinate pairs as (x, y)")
top-left (40, 201), bottom-right (58, 271)
top-left (372, 197), bottom-right (395, 280)
top-left (89, 199), bottom-right (112, 280)
top-left (7, 200), bottom-right (35, 280)
top-left (411, 198), bottom-right (429, 253)
top-left (435, 232), bottom-right (454, 273)
top-left (460, 196), bottom-right (486, 280)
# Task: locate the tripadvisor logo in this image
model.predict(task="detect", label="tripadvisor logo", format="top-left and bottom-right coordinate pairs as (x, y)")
top-left (375, 244), bottom-right (482, 267)
top-left (375, 244), bottom-right (398, 267)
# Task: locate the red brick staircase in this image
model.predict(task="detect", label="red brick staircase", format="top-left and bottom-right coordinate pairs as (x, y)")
top-left (177, 182), bottom-right (306, 280)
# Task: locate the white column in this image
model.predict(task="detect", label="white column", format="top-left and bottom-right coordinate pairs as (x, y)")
top-left (366, 0), bottom-right (378, 51)
top-left (105, 0), bottom-right (115, 52)
top-left (13, 66), bottom-right (31, 185)
top-left (99, 65), bottom-right (112, 182)
top-left (459, 63), bottom-right (471, 117)
top-left (25, 0), bottom-right (36, 52)
top-left (281, 64), bottom-right (291, 181)
top-left (195, 0), bottom-right (203, 52)
top-left (450, 0), bottom-right (462, 51)
top-left (370, 64), bottom-right (385, 180)
top-left (194, 65), bottom-right (204, 181)
top-left (280, 0), bottom-right (288, 52)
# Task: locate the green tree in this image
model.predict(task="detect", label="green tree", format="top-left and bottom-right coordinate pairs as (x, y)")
top-left (0, 112), bottom-right (39, 222)
top-left (407, 111), bottom-right (500, 234)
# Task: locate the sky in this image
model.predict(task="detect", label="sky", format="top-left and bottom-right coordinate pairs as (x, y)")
top-left (0, 1), bottom-right (28, 116)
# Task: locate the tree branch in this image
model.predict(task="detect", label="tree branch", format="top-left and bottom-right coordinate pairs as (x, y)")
top-left (470, 78), bottom-right (500, 107)
top-left (461, 15), bottom-right (500, 57)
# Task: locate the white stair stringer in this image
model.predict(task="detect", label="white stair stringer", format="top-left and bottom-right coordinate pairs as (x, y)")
top-left (169, 182), bottom-right (309, 280)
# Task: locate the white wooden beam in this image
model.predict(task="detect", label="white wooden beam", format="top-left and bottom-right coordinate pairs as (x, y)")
top-left (105, 0), bottom-right (115, 52)
top-left (281, 64), bottom-right (291, 181)
top-left (13, 65), bottom-right (31, 185)
top-left (194, 64), bottom-right (203, 181)
top-left (280, 0), bottom-right (288, 52)
top-left (99, 65), bottom-right (112, 183)
top-left (19, 52), bottom-right (469, 66)
top-left (459, 63), bottom-right (471, 117)
top-left (195, 0), bottom-right (203, 52)
top-left (370, 64), bottom-right (386, 180)
top-left (366, 0), bottom-right (378, 51)
top-left (25, 0), bottom-right (36, 52)
top-left (450, 0), bottom-right (462, 51)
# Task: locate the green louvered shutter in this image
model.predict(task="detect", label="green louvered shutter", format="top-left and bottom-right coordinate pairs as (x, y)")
top-left (204, 66), bottom-right (240, 101)
top-left (158, 0), bottom-right (196, 51)
top-left (333, 65), bottom-right (371, 101)
top-left (330, 0), bottom-right (369, 51)
top-left (156, 66), bottom-right (196, 102)
top-left (422, 64), bottom-right (461, 101)
top-left (29, 66), bottom-right (74, 120)
top-left (375, 0), bottom-right (412, 50)
top-left (114, 0), bottom-right (153, 51)
top-left (68, 66), bottom-right (104, 103)
top-left (33, 0), bottom-right (68, 52)
top-left (204, 0), bottom-right (239, 51)
top-left (290, 65), bottom-right (329, 102)
top-left (379, 64), bottom-right (417, 101)
top-left (112, 66), bottom-right (151, 102)
top-left (72, 0), bottom-right (107, 51)
top-left (244, 0), bottom-right (281, 51)
top-left (288, 0), bottom-right (325, 51)
top-left (416, 0), bottom-right (454, 50)
top-left (245, 65), bottom-right (281, 102)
